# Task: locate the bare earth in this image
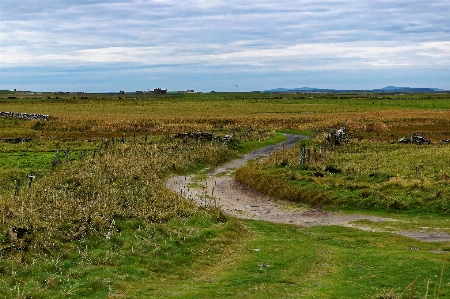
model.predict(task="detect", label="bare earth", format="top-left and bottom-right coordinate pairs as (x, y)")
top-left (167, 134), bottom-right (450, 243)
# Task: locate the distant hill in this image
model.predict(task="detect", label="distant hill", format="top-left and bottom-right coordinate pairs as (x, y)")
top-left (371, 86), bottom-right (445, 93)
top-left (264, 86), bottom-right (447, 93)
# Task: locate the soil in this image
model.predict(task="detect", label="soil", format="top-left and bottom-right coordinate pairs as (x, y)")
top-left (167, 134), bottom-right (450, 243)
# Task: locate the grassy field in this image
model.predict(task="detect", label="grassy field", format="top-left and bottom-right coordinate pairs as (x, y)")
top-left (0, 92), bottom-right (449, 298)
top-left (2, 93), bottom-right (450, 140)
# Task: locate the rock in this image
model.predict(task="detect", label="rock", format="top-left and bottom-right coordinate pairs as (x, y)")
top-left (398, 133), bottom-right (430, 145)
top-left (326, 126), bottom-right (349, 146)
top-left (0, 111), bottom-right (49, 120)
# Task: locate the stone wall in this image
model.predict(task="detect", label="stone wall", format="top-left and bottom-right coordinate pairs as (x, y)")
top-left (0, 112), bottom-right (49, 120)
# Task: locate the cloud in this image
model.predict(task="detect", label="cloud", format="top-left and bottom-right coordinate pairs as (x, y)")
top-left (3, 40), bottom-right (449, 71)
top-left (1, 0), bottom-right (449, 90)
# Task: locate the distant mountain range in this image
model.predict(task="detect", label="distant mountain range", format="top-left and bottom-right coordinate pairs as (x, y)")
top-left (264, 86), bottom-right (447, 93)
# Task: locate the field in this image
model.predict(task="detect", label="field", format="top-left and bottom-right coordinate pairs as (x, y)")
top-left (0, 92), bottom-right (450, 298)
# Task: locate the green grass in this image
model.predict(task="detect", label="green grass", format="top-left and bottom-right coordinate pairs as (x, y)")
top-left (0, 140), bottom-right (98, 195)
top-left (0, 213), bottom-right (242, 299)
top-left (1, 217), bottom-right (449, 298)
top-left (236, 140), bottom-right (450, 213)
top-left (234, 132), bottom-right (288, 154)
top-left (122, 220), bottom-right (450, 298)
top-left (2, 93), bottom-right (450, 118)
top-left (277, 129), bottom-right (314, 136)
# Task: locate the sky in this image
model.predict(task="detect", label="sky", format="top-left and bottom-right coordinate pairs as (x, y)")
top-left (0, 0), bottom-right (449, 92)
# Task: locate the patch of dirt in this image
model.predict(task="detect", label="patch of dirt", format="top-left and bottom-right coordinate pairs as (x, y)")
top-left (167, 134), bottom-right (450, 243)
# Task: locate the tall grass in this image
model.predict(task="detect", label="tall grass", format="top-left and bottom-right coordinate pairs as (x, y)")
top-left (236, 140), bottom-right (450, 213)
top-left (2, 93), bottom-right (450, 141)
top-left (0, 136), bottom-right (236, 256)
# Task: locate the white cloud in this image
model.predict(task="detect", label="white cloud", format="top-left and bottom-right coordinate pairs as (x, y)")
top-left (1, 0), bottom-right (449, 90)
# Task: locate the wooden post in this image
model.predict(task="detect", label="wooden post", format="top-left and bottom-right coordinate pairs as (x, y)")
top-left (300, 142), bottom-right (306, 167)
top-left (65, 147), bottom-right (70, 163)
top-left (14, 180), bottom-right (21, 200)
top-left (330, 130), bottom-right (336, 150)
top-left (52, 148), bottom-right (61, 170)
top-left (27, 171), bottom-right (35, 189)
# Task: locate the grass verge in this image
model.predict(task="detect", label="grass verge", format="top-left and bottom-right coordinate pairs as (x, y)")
top-left (123, 220), bottom-right (450, 298)
top-left (236, 140), bottom-right (450, 214)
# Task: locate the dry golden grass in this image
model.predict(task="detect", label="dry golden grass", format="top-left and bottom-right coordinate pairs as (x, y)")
top-left (0, 136), bottom-right (237, 255)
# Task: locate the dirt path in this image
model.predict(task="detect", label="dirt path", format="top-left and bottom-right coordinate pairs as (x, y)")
top-left (167, 134), bottom-right (450, 243)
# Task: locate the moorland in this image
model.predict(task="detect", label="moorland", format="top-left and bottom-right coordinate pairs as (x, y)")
top-left (0, 91), bottom-right (450, 298)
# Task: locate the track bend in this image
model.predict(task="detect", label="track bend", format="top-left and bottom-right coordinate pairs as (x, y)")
top-left (167, 134), bottom-right (450, 242)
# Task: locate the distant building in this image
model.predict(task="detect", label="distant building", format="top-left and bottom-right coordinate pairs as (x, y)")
top-left (153, 88), bottom-right (167, 94)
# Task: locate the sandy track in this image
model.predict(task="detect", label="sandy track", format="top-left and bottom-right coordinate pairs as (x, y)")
top-left (167, 134), bottom-right (450, 243)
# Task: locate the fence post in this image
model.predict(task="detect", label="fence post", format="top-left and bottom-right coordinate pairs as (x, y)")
top-left (27, 171), bottom-right (35, 189)
top-left (14, 180), bottom-right (21, 200)
top-left (300, 142), bottom-right (306, 167)
top-left (65, 147), bottom-right (70, 163)
top-left (327, 129), bottom-right (336, 151)
top-left (52, 148), bottom-right (61, 170)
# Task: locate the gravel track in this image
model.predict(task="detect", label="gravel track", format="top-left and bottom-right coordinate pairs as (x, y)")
top-left (167, 134), bottom-right (450, 243)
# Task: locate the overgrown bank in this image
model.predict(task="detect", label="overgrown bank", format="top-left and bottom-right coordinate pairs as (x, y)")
top-left (0, 135), bottom-right (244, 298)
top-left (236, 139), bottom-right (450, 213)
